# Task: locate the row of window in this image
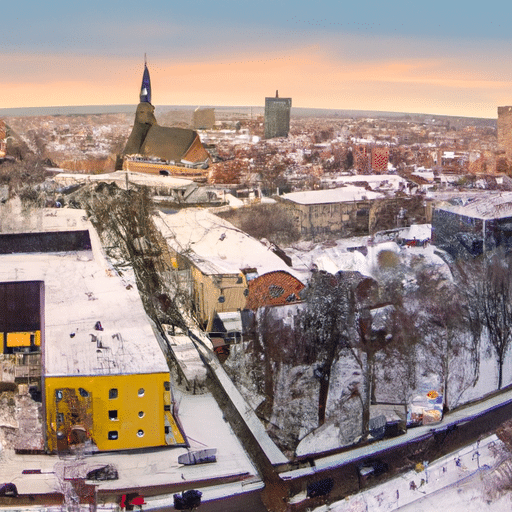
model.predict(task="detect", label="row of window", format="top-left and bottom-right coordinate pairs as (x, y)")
top-left (108, 425), bottom-right (172, 441)
top-left (108, 429), bottom-right (145, 440)
top-left (108, 387), bottom-right (144, 399)
top-left (109, 410), bottom-right (145, 420)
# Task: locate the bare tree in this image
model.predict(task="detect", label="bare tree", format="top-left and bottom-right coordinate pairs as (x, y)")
top-left (84, 182), bottom-right (187, 330)
top-left (462, 249), bottom-right (512, 390)
top-left (412, 270), bottom-right (478, 409)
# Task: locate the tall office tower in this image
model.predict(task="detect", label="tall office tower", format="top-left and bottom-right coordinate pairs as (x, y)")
top-left (498, 106), bottom-right (512, 162)
top-left (264, 91), bottom-right (291, 139)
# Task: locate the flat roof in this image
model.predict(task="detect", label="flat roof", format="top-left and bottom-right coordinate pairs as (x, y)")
top-left (282, 186), bottom-right (384, 205)
top-left (436, 192), bottom-right (512, 220)
top-left (0, 209), bottom-right (168, 377)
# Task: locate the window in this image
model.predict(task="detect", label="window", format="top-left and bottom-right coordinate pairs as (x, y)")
top-left (109, 388), bottom-right (118, 399)
top-left (165, 426), bottom-right (170, 435)
top-left (78, 388), bottom-right (89, 398)
top-left (56, 412), bottom-right (64, 426)
top-left (164, 381), bottom-right (171, 391)
top-left (268, 285), bottom-right (284, 298)
top-left (55, 390), bottom-right (63, 402)
top-left (109, 410), bottom-right (118, 421)
top-left (137, 388), bottom-right (145, 397)
top-left (108, 431), bottom-right (118, 440)
top-left (164, 404), bottom-right (171, 412)
top-left (138, 411), bottom-right (145, 418)
top-left (137, 429), bottom-right (144, 438)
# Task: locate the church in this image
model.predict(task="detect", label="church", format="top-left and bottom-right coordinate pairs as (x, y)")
top-left (117, 60), bottom-right (211, 182)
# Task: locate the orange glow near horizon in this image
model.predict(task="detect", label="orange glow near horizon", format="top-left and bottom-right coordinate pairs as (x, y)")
top-left (1, 48), bottom-right (510, 118)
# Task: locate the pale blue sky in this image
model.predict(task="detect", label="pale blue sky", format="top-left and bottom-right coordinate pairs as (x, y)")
top-left (2, 1), bottom-right (512, 116)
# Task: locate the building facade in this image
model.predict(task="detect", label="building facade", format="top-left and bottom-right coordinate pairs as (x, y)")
top-left (498, 106), bottom-right (512, 163)
top-left (0, 210), bottom-right (185, 453)
top-left (153, 209), bottom-right (303, 330)
top-left (193, 108), bottom-right (215, 130)
top-left (432, 193), bottom-right (512, 257)
top-left (279, 187), bottom-right (383, 236)
top-left (0, 119), bottom-right (6, 159)
top-left (264, 92), bottom-right (292, 139)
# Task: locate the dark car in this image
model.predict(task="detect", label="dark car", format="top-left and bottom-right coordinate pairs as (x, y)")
top-left (86, 465), bottom-right (119, 481)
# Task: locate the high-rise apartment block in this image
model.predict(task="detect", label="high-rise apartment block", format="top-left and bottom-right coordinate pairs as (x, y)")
top-left (498, 106), bottom-right (512, 162)
top-left (264, 91), bottom-right (291, 139)
top-left (371, 146), bottom-right (390, 173)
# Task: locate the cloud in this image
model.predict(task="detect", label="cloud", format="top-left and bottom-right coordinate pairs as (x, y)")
top-left (2, 40), bottom-right (512, 118)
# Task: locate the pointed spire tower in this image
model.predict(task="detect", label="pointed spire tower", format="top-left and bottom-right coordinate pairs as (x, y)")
top-left (140, 54), bottom-right (152, 104)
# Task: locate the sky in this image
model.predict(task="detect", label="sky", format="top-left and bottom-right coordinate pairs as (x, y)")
top-left (2, 0), bottom-right (512, 118)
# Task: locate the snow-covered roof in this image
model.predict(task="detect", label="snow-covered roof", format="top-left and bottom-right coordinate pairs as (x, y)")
top-left (282, 186), bottom-right (384, 205)
top-left (0, 209), bottom-right (168, 378)
top-left (436, 192), bottom-right (512, 220)
top-left (333, 174), bottom-right (406, 190)
top-left (154, 208), bottom-right (298, 277)
top-left (54, 170), bottom-right (194, 190)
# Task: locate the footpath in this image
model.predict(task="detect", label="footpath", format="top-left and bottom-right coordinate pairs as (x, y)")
top-left (307, 434), bottom-right (508, 511)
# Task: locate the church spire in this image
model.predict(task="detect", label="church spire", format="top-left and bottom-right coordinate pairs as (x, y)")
top-left (140, 54), bottom-right (152, 104)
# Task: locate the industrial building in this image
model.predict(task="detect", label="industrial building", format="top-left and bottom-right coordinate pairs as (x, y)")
top-left (0, 209), bottom-right (185, 453)
top-left (264, 91), bottom-right (292, 139)
top-left (432, 192), bottom-right (512, 257)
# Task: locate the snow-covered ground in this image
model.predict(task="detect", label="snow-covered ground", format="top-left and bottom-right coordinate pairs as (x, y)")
top-left (310, 435), bottom-right (512, 511)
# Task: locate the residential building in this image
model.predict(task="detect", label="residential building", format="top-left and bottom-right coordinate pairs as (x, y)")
top-left (0, 209), bottom-right (185, 453)
top-left (193, 107), bottom-right (215, 130)
top-left (279, 187), bottom-right (384, 236)
top-left (371, 146), bottom-right (390, 173)
top-left (153, 209), bottom-right (303, 330)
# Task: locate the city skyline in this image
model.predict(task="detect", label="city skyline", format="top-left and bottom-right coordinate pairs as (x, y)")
top-left (3, 1), bottom-right (512, 118)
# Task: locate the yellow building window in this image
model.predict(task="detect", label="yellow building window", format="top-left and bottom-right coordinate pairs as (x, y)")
top-left (7, 332), bottom-right (31, 347)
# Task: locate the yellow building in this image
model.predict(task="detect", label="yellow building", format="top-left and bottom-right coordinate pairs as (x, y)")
top-left (0, 209), bottom-right (185, 452)
top-left (153, 209), bottom-right (302, 330)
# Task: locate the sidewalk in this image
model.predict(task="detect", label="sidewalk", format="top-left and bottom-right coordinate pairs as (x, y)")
top-left (309, 434), bottom-right (506, 511)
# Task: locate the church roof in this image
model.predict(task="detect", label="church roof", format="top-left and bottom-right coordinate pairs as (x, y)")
top-left (140, 63), bottom-right (151, 103)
